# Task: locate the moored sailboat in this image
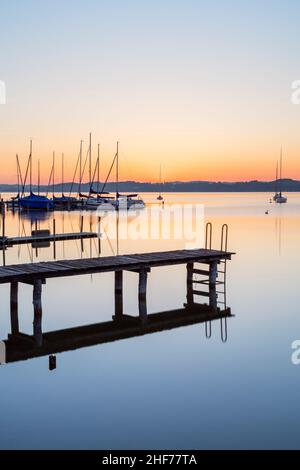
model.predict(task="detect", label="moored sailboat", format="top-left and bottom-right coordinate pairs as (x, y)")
top-left (52, 153), bottom-right (77, 209)
top-left (157, 164), bottom-right (164, 201)
top-left (274, 148), bottom-right (287, 204)
top-left (114, 142), bottom-right (145, 210)
top-left (18, 141), bottom-right (54, 211)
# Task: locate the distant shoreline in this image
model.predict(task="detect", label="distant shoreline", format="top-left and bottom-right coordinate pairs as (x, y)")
top-left (0, 179), bottom-right (299, 193)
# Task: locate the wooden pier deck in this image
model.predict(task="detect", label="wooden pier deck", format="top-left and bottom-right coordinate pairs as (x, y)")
top-left (0, 248), bottom-right (232, 283)
top-left (1, 248), bottom-right (234, 343)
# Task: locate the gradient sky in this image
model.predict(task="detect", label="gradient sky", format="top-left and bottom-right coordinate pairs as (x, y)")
top-left (1, 0), bottom-right (300, 183)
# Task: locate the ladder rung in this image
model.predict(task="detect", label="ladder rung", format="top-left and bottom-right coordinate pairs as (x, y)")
top-left (193, 269), bottom-right (210, 276)
top-left (194, 279), bottom-right (224, 286)
top-left (192, 290), bottom-right (210, 297)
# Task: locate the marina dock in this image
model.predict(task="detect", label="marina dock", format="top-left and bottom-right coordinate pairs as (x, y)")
top-left (0, 248), bottom-right (234, 346)
top-left (0, 231), bottom-right (97, 248)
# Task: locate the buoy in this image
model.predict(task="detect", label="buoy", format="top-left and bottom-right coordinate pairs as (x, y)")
top-left (49, 355), bottom-right (56, 371)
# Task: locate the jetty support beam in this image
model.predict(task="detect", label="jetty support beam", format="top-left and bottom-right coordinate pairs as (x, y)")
top-left (10, 282), bottom-right (19, 335)
top-left (209, 261), bottom-right (218, 310)
top-left (138, 269), bottom-right (148, 321)
top-left (209, 261), bottom-right (218, 286)
top-left (33, 279), bottom-right (43, 347)
top-left (114, 270), bottom-right (123, 318)
top-left (186, 262), bottom-right (194, 305)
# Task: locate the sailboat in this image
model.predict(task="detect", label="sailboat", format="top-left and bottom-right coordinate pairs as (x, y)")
top-left (6, 154), bottom-right (22, 207)
top-left (87, 142), bottom-right (145, 211)
top-left (78, 132), bottom-right (93, 202)
top-left (273, 161), bottom-right (279, 201)
top-left (18, 141), bottom-right (54, 211)
top-left (86, 144), bottom-right (114, 209)
top-left (113, 142), bottom-right (146, 210)
top-left (53, 153), bottom-right (77, 208)
top-left (274, 148), bottom-right (287, 204)
top-left (157, 164), bottom-right (164, 201)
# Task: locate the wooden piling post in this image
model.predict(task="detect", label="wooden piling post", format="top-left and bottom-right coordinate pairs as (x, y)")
top-left (114, 270), bottom-right (123, 318)
top-left (186, 262), bottom-right (194, 305)
top-left (209, 261), bottom-right (218, 286)
top-left (33, 279), bottom-right (43, 346)
top-left (209, 261), bottom-right (218, 310)
top-left (49, 355), bottom-right (56, 371)
top-left (138, 269), bottom-right (148, 321)
top-left (10, 282), bottom-right (19, 335)
top-left (53, 219), bottom-right (56, 259)
top-left (209, 285), bottom-right (218, 311)
top-left (98, 218), bottom-right (101, 255)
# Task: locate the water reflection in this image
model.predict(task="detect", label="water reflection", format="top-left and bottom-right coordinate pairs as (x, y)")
top-left (1, 192), bottom-right (299, 449)
top-left (18, 210), bottom-right (52, 223)
top-left (0, 300), bottom-right (233, 368)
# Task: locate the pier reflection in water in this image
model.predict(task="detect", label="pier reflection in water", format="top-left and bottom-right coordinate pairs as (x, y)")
top-left (1, 296), bottom-right (232, 368)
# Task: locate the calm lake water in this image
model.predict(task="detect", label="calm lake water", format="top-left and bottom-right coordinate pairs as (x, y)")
top-left (0, 192), bottom-right (299, 450)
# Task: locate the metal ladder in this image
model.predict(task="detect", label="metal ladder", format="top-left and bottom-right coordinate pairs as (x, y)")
top-left (192, 222), bottom-right (229, 341)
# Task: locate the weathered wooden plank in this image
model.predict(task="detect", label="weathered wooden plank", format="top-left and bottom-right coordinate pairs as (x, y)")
top-left (0, 248), bottom-right (234, 284)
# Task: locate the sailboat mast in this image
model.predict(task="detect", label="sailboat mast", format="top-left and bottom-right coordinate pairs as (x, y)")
top-left (79, 140), bottom-right (83, 195)
top-left (52, 151), bottom-right (55, 197)
top-left (279, 147), bottom-right (283, 196)
top-left (62, 153), bottom-right (64, 196)
top-left (89, 132), bottom-right (92, 186)
top-left (16, 154), bottom-right (20, 196)
top-left (116, 141), bottom-right (119, 198)
top-left (29, 139), bottom-right (33, 194)
top-left (275, 161), bottom-right (278, 195)
top-left (38, 159), bottom-right (40, 195)
top-left (97, 144), bottom-right (100, 195)
top-left (159, 164), bottom-right (162, 196)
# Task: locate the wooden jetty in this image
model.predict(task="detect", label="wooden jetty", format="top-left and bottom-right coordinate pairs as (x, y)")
top-left (0, 248), bottom-right (234, 339)
top-left (0, 303), bottom-right (232, 365)
top-left (0, 231), bottom-right (97, 248)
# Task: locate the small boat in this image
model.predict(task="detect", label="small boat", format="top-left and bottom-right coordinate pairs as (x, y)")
top-left (273, 161), bottom-right (279, 201)
top-left (116, 194), bottom-right (146, 210)
top-left (19, 193), bottom-right (54, 211)
top-left (53, 194), bottom-right (77, 208)
top-left (114, 143), bottom-right (145, 210)
top-left (88, 142), bottom-right (146, 211)
top-left (157, 164), bottom-right (164, 201)
top-left (86, 196), bottom-right (116, 210)
top-left (52, 153), bottom-right (77, 208)
top-left (275, 194), bottom-right (287, 204)
top-left (275, 148), bottom-right (287, 204)
top-left (18, 141), bottom-right (54, 211)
